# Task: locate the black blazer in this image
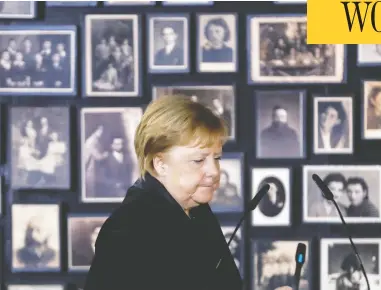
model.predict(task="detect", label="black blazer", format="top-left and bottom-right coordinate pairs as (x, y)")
top-left (84, 173), bottom-right (243, 290)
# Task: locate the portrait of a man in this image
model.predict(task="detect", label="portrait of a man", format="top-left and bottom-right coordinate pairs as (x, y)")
top-left (68, 215), bottom-right (108, 270)
top-left (363, 81), bottom-right (381, 139)
top-left (10, 107), bottom-right (70, 189)
top-left (197, 14), bottom-right (237, 72)
top-left (149, 15), bottom-right (188, 72)
top-left (81, 107), bottom-right (142, 202)
top-left (304, 165), bottom-right (381, 223)
top-left (314, 97), bottom-right (353, 154)
top-left (12, 204), bottom-right (60, 271)
top-left (0, 1), bottom-right (35, 19)
top-left (358, 44), bottom-right (381, 65)
top-left (321, 239), bottom-right (380, 290)
top-left (85, 14), bottom-right (140, 97)
top-left (256, 90), bottom-right (304, 159)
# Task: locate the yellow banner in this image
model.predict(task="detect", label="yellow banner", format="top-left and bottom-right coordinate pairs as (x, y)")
top-left (307, 0), bottom-right (381, 44)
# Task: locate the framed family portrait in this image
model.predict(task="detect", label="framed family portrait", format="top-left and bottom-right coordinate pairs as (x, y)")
top-left (83, 14), bottom-right (141, 97)
top-left (320, 238), bottom-right (381, 290)
top-left (8, 285), bottom-right (64, 290)
top-left (221, 226), bottom-right (242, 273)
top-left (303, 165), bottom-right (381, 223)
top-left (313, 96), bottom-right (353, 154)
top-left (363, 80), bottom-right (381, 139)
top-left (210, 152), bottom-right (243, 213)
top-left (255, 90), bottom-right (305, 159)
top-left (80, 107), bottom-right (142, 203)
top-left (147, 14), bottom-right (189, 73)
top-left (247, 15), bottom-right (345, 84)
top-left (153, 85), bottom-right (236, 141)
top-left (0, 1), bottom-right (36, 19)
top-left (11, 204), bottom-right (61, 272)
top-left (251, 167), bottom-right (291, 226)
top-left (0, 25), bottom-right (77, 96)
top-left (9, 106), bottom-right (70, 190)
top-left (252, 239), bottom-right (310, 290)
top-left (197, 13), bottom-right (237, 72)
top-left (357, 45), bottom-right (381, 66)
top-left (68, 214), bottom-right (108, 271)
top-left (46, 1), bottom-right (97, 6)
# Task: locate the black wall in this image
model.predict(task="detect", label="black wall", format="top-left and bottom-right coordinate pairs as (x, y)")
top-left (1, 1), bottom-right (380, 290)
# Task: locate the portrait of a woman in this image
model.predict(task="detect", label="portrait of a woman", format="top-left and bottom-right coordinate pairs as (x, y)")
top-left (258, 176), bottom-right (286, 218)
top-left (84, 96), bottom-right (291, 290)
top-left (366, 86), bottom-right (381, 130)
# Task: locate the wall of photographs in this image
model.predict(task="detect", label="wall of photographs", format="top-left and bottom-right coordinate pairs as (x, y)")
top-left (0, 1), bottom-right (380, 290)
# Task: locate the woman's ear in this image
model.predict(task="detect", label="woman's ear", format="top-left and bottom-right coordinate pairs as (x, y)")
top-left (153, 153), bottom-right (167, 177)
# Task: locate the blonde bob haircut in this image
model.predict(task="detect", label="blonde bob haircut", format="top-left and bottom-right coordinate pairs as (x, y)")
top-left (134, 95), bottom-right (228, 178)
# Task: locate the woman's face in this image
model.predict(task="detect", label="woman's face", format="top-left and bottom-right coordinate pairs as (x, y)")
top-left (207, 24), bottom-right (225, 45)
top-left (371, 92), bottom-right (381, 111)
top-left (156, 141), bottom-right (222, 207)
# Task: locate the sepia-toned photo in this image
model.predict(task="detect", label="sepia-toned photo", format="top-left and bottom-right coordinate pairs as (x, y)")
top-left (210, 153), bottom-right (243, 213)
top-left (12, 204), bottom-right (61, 272)
top-left (358, 45), bottom-right (381, 66)
top-left (10, 106), bottom-right (70, 189)
top-left (313, 96), bottom-right (353, 154)
top-left (221, 226), bottom-right (242, 272)
top-left (253, 240), bottom-right (310, 290)
top-left (81, 107), bottom-right (142, 203)
top-left (303, 165), bottom-right (381, 223)
top-left (363, 81), bottom-right (381, 139)
top-left (320, 238), bottom-right (381, 290)
top-left (197, 13), bottom-right (237, 72)
top-left (84, 14), bottom-right (140, 97)
top-left (148, 14), bottom-right (189, 73)
top-left (256, 90), bottom-right (305, 159)
top-left (153, 85), bottom-right (236, 140)
top-left (252, 168), bottom-right (291, 226)
top-left (0, 1), bottom-right (36, 19)
top-left (8, 285), bottom-right (64, 290)
top-left (0, 26), bottom-right (76, 96)
top-left (47, 1), bottom-right (97, 6)
top-left (68, 215), bottom-right (108, 271)
top-left (247, 15), bottom-right (345, 84)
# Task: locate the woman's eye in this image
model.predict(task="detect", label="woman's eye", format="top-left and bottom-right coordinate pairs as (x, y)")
top-left (194, 159), bottom-right (204, 164)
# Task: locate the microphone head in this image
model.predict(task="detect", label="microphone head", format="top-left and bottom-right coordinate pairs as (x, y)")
top-left (312, 173), bottom-right (334, 201)
top-left (295, 243), bottom-right (306, 265)
top-left (249, 183), bottom-right (270, 211)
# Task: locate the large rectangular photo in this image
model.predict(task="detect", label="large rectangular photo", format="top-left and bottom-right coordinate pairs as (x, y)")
top-left (80, 107), bottom-right (142, 203)
top-left (303, 165), bottom-right (381, 223)
top-left (320, 238), bottom-right (381, 290)
top-left (247, 15), bottom-right (345, 84)
top-left (10, 106), bottom-right (70, 189)
top-left (153, 85), bottom-right (236, 141)
top-left (83, 14), bottom-right (140, 97)
top-left (0, 25), bottom-right (76, 96)
top-left (253, 240), bottom-right (310, 290)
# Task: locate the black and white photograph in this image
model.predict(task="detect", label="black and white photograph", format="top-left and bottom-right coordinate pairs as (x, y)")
top-left (320, 238), bottom-right (381, 290)
top-left (147, 14), bottom-right (189, 73)
top-left (153, 85), bottom-right (236, 140)
top-left (46, 1), bottom-right (97, 6)
top-left (8, 285), bottom-right (64, 290)
top-left (313, 96), bottom-right (353, 154)
top-left (0, 26), bottom-right (76, 96)
top-left (247, 15), bottom-right (345, 84)
top-left (210, 153), bottom-right (243, 213)
top-left (363, 81), bottom-right (381, 139)
top-left (253, 240), bottom-right (310, 290)
top-left (256, 90), bottom-right (305, 159)
top-left (221, 226), bottom-right (242, 272)
top-left (104, 1), bottom-right (155, 5)
top-left (303, 165), bottom-right (381, 223)
top-left (252, 168), bottom-right (291, 226)
top-left (84, 14), bottom-right (140, 97)
top-left (197, 13), bottom-right (237, 72)
top-left (162, 1), bottom-right (213, 5)
top-left (10, 107), bottom-right (70, 189)
top-left (0, 1), bottom-right (36, 19)
top-left (81, 107), bottom-right (142, 203)
top-left (358, 45), bottom-right (381, 66)
top-left (11, 204), bottom-right (61, 272)
top-left (68, 215), bottom-right (108, 271)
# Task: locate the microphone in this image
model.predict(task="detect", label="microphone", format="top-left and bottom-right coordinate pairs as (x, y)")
top-left (312, 174), bottom-right (371, 290)
top-left (215, 183), bottom-right (270, 269)
top-left (293, 243), bottom-right (306, 290)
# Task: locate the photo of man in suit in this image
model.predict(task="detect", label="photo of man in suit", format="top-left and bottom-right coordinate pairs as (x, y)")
top-left (154, 23), bottom-right (184, 66)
